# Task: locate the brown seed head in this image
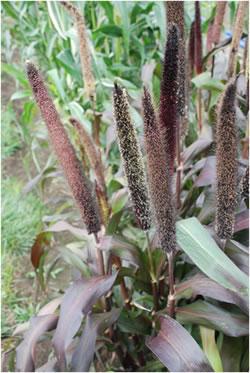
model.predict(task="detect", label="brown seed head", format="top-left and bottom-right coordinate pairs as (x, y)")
top-left (240, 166), bottom-right (249, 200)
top-left (113, 83), bottom-right (151, 231)
top-left (166, 1), bottom-right (186, 118)
top-left (26, 61), bottom-right (100, 234)
top-left (212, 2), bottom-right (227, 45)
top-left (159, 23), bottom-right (180, 173)
top-left (60, 1), bottom-right (95, 99)
top-left (143, 87), bottom-right (176, 253)
top-left (215, 78), bottom-right (238, 239)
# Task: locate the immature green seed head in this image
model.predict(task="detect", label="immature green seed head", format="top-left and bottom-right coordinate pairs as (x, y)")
top-left (113, 83), bottom-right (151, 231)
top-left (215, 78), bottom-right (237, 239)
top-left (26, 61), bottom-right (100, 234)
top-left (143, 87), bottom-right (176, 253)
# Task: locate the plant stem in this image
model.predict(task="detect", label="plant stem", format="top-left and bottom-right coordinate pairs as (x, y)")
top-left (146, 232), bottom-right (159, 311)
top-left (94, 233), bottom-right (105, 276)
top-left (197, 88), bottom-right (202, 132)
top-left (167, 252), bottom-right (175, 318)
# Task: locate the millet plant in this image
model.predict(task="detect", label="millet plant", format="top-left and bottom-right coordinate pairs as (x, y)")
top-left (7, 2), bottom-right (249, 372)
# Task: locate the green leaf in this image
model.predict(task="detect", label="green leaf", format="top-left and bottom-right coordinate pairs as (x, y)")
top-left (47, 69), bottom-right (66, 102)
top-left (68, 102), bottom-right (84, 123)
top-left (11, 90), bottom-right (31, 101)
top-left (99, 2), bottom-right (114, 23)
top-left (2, 64), bottom-right (29, 88)
top-left (1, 1), bottom-right (19, 20)
top-left (116, 2), bottom-right (130, 59)
top-left (95, 25), bottom-right (123, 37)
top-left (47, 1), bottom-right (67, 39)
top-left (56, 50), bottom-right (81, 80)
top-left (200, 326), bottom-right (223, 372)
top-left (176, 217), bottom-right (249, 297)
top-left (192, 72), bottom-right (225, 91)
top-left (111, 188), bottom-right (128, 214)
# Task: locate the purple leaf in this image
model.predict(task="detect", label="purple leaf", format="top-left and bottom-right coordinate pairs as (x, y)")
top-left (175, 273), bottom-right (248, 314)
top-left (146, 316), bottom-right (213, 372)
top-left (16, 315), bottom-right (58, 372)
top-left (195, 156), bottom-right (216, 187)
top-left (100, 235), bottom-right (140, 266)
top-left (183, 138), bottom-right (213, 165)
top-left (71, 309), bottom-right (121, 372)
top-left (234, 210), bottom-right (249, 233)
top-left (45, 220), bottom-right (88, 239)
top-left (52, 273), bottom-right (117, 371)
top-left (176, 300), bottom-right (248, 337)
top-left (225, 240), bottom-right (249, 275)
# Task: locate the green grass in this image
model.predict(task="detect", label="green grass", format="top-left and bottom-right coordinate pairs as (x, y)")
top-left (2, 177), bottom-right (45, 254)
top-left (2, 104), bottom-right (22, 159)
top-left (2, 178), bottom-right (46, 336)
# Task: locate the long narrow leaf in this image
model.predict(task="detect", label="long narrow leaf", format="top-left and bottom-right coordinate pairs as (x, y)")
top-left (146, 315), bottom-right (213, 372)
top-left (176, 300), bottom-right (248, 337)
top-left (52, 273), bottom-right (117, 371)
top-left (176, 217), bottom-right (248, 297)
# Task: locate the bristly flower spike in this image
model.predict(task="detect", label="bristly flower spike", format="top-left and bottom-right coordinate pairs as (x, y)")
top-left (159, 23), bottom-right (180, 173)
top-left (166, 1), bottom-right (186, 118)
top-left (143, 87), bottom-right (176, 253)
top-left (113, 83), bottom-right (151, 231)
top-left (215, 78), bottom-right (238, 239)
top-left (60, 1), bottom-right (95, 100)
top-left (26, 61), bottom-right (100, 234)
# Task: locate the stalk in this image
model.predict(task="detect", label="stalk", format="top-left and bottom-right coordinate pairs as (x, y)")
top-left (167, 252), bottom-right (175, 318)
top-left (227, 2), bottom-right (248, 78)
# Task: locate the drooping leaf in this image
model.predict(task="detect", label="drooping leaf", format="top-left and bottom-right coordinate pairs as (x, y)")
top-left (176, 300), bottom-right (248, 337)
top-left (30, 232), bottom-right (51, 269)
top-left (16, 315), bottom-right (58, 372)
top-left (176, 218), bottom-right (249, 297)
top-left (71, 309), bottom-right (121, 372)
top-left (45, 220), bottom-right (88, 240)
top-left (200, 326), bottom-right (223, 372)
top-left (183, 138), bottom-right (213, 165)
top-left (52, 273), bottom-right (117, 370)
top-left (146, 315), bottom-right (213, 372)
top-left (175, 273), bottom-right (248, 314)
